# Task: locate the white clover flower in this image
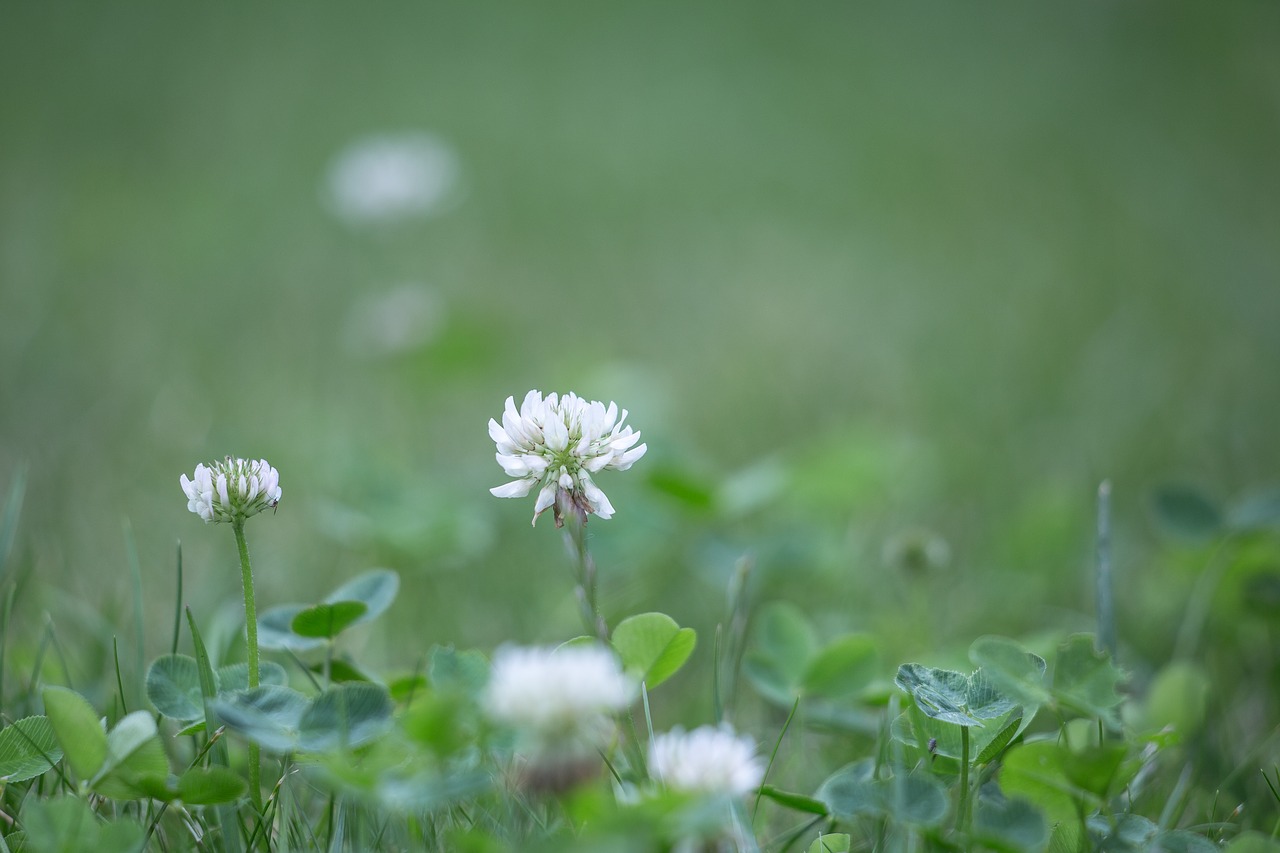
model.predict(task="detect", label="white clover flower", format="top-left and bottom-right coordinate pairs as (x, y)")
top-left (180, 457), bottom-right (281, 524)
top-left (649, 725), bottom-right (764, 797)
top-left (488, 390), bottom-right (647, 525)
top-left (325, 132), bottom-right (461, 225)
top-left (485, 645), bottom-right (634, 739)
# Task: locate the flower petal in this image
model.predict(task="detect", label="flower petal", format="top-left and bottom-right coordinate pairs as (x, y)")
top-left (490, 479), bottom-right (536, 499)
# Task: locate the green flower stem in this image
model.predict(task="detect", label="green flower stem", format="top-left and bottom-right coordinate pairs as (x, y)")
top-left (562, 507), bottom-right (608, 643)
top-left (233, 520), bottom-right (263, 816)
top-left (957, 726), bottom-right (972, 833)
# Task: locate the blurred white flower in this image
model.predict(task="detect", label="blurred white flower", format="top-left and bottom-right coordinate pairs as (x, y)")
top-left (649, 725), bottom-right (764, 796)
top-left (181, 457), bottom-right (281, 524)
top-left (342, 284), bottom-right (444, 358)
top-left (325, 133), bottom-right (460, 225)
top-left (485, 645), bottom-right (633, 740)
top-left (488, 391), bottom-right (647, 525)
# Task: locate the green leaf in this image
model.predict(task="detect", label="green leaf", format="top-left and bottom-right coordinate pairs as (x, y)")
top-left (1225, 832), bottom-right (1280, 853)
top-left (975, 714), bottom-right (1024, 764)
top-left (323, 569), bottom-right (399, 626)
top-left (93, 735), bottom-right (169, 801)
top-left (969, 636), bottom-right (1050, 708)
top-left (816, 761), bottom-right (947, 827)
top-left (611, 612), bottom-right (697, 689)
top-left (1152, 484), bottom-right (1222, 541)
top-left (973, 797), bottom-right (1048, 853)
top-left (999, 741), bottom-right (1085, 850)
top-left (814, 759), bottom-right (877, 818)
top-left (97, 819), bottom-right (146, 853)
top-left (298, 683), bottom-right (393, 752)
top-left (1139, 661), bottom-right (1209, 741)
top-left (428, 646), bottom-right (489, 697)
top-left (145, 655), bottom-right (205, 721)
top-left (1062, 743), bottom-right (1129, 799)
top-left (42, 686), bottom-right (107, 780)
top-left (895, 664), bottom-right (985, 726)
top-left (1051, 634), bottom-right (1125, 724)
top-left (176, 766), bottom-right (247, 805)
top-left (1151, 831), bottom-right (1219, 853)
top-left (388, 673), bottom-right (428, 703)
top-left (0, 716), bottom-right (63, 783)
top-left (757, 784), bottom-right (829, 816)
top-left (1087, 813), bottom-right (1157, 850)
top-left (257, 605), bottom-right (326, 653)
top-left (212, 685), bottom-right (310, 753)
top-left (216, 660), bottom-right (289, 693)
top-left (806, 834), bottom-right (851, 853)
top-left (19, 796), bottom-right (100, 853)
top-left (308, 657), bottom-right (374, 684)
top-left (402, 690), bottom-right (473, 759)
top-left (99, 711), bottom-right (157, 777)
top-left (744, 602), bottom-right (817, 704)
top-left (800, 634), bottom-right (879, 700)
top-left (891, 703), bottom-right (1022, 763)
top-left (290, 601), bottom-right (368, 639)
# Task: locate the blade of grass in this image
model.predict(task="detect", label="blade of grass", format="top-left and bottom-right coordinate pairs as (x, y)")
top-left (753, 695), bottom-right (800, 824)
top-left (0, 583), bottom-right (15, 717)
top-left (171, 541), bottom-right (184, 655)
top-left (123, 518), bottom-right (145, 709)
top-left (0, 465), bottom-right (27, 581)
top-left (113, 636), bottom-right (129, 715)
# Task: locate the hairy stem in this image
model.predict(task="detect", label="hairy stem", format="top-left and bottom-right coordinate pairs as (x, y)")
top-left (233, 521), bottom-right (263, 816)
top-left (562, 505), bottom-right (608, 642)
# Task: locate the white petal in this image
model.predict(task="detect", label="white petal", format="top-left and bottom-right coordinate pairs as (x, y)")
top-left (496, 452), bottom-right (533, 478)
top-left (582, 453), bottom-right (611, 473)
top-left (216, 474), bottom-right (230, 509)
top-left (544, 411), bottom-right (569, 452)
top-left (490, 479), bottom-right (536, 498)
top-left (610, 443), bottom-right (647, 471)
top-left (489, 418), bottom-right (517, 453)
top-left (609, 429), bottom-right (641, 452)
top-left (532, 482), bottom-right (557, 524)
top-left (581, 477), bottom-right (614, 519)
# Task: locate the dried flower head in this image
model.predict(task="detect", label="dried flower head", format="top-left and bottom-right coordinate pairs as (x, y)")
top-left (649, 724), bottom-right (764, 797)
top-left (488, 390), bottom-right (647, 525)
top-left (180, 457), bottom-right (281, 524)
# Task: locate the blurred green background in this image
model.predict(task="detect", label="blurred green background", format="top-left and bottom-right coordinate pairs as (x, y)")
top-left (1, 0), bottom-right (1278, 741)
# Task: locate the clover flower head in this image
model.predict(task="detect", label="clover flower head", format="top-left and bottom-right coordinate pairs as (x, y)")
top-left (325, 132), bottom-right (460, 225)
top-left (649, 724), bottom-right (764, 797)
top-left (488, 390), bottom-right (647, 525)
top-left (180, 457), bottom-right (281, 524)
top-left (484, 645), bottom-right (634, 740)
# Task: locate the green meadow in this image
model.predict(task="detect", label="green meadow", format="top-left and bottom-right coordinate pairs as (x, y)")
top-left (1, 3), bottom-right (1278, 850)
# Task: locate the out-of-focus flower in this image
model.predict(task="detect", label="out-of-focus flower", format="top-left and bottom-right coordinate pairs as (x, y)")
top-left (485, 645), bottom-right (633, 739)
top-left (325, 132), bottom-right (461, 225)
top-left (488, 391), bottom-right (647, 525)
top-left (649, 725), bottom-right (764, 796)
top-left (342, 283), bottom-right (444, 358)
top-left (181, 457), bottom-right (281, 524)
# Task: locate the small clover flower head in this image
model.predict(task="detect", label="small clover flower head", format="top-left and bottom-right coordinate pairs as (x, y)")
top-left (325, 132), bottom-right (461, 225)
top-left (180, 457), bottom-right (281, 524)
top-left (484, 645), bottom-right (633, 743)
top-left (649, 724), bottom-right (764, 797)
top-left (488, 390), bottom-right (647, 526)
